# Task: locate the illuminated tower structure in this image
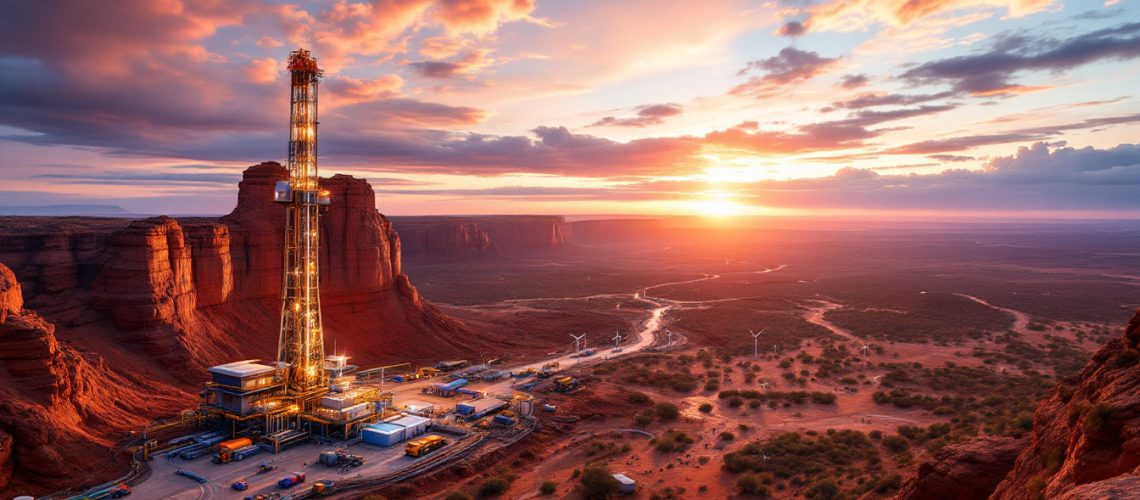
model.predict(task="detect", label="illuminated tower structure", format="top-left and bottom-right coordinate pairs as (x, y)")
top-left (274, 48), bottom-right (331, 399)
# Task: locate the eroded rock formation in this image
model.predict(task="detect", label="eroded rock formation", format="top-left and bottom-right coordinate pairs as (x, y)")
top-left (391, 215), bottom-right (570, 260)
top-left (898, 436), bottom-right (1026, 500)
top-left (0, 162), bottom-right (473, 495)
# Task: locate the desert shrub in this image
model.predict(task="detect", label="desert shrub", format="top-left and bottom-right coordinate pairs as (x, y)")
top-left (729, 397), bottom-right (744, 408)
top-left (579, 465), bottom-right (620, 500)
top-left (810, 392), bottom-right (837, 404)
top-left (539, 480), bottom-right (558, 495)
top-left (698, 403), bottom-right (713, 413)
top-left (633, 409), bottom-right (653, 427)
top-left (656, 430), bottom-right (694, 453)
top-left (705, 379), bottom-right (720, 392)
top-left (882, 435), bottom-right (909, 453)
top-left (655, 402), bottom-right (680, 421)
top-left (806, 479), bottom-right (840, 500)
top-left (1081, 403), bottom-right (1116, 438)
top-left (736, 473), bottom-right (771, 497)
top-left (719, 431), bottom-right (735, 441)
top-left (868, 430), bottom-right (883, 440)
top-left (626, 392), bottom-right (652, 405)
top-left (478, 476), bottom-right (511, 498)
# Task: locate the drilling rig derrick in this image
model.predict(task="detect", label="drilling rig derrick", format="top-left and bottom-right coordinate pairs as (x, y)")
top-left (275, 48), bottom-right (331, 400)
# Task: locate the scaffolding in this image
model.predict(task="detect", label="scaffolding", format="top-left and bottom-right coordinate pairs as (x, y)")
top-left (276, 48), bottom-right (331, 398)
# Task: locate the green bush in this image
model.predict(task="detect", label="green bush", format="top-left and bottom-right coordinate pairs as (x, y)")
top-left (719, 431), bottom-right (735, 441)
top-left (656, 430), bottom-right (694, 453)
top-left (736, 473), bottom-right (771, 497)
top-left (580, 465), bottom-right (621, 500)
top-left (627, 392), bottom-right (652, 405)
top-left (1081, 403), bottom-right (1116, 438)
top-left (698, 403), bottom-right (713, 413)
top-left (655, 402), bottom-right (680, 421)
top-left (633, 409), bottom-right (654, 427)
top-left (882, 435), bottom-right (909, 453)
top-left (478, 477), bottom-right (512, 498)
top-left (806, 479), bottom-right (840, 500)
top-left (539, 480), bottom-right (558, 495)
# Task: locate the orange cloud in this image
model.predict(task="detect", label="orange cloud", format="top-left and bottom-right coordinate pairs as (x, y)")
top-left (803, 0), bottom-right (1055, 32)
top-left (246, 57), bottom-right (280, 84)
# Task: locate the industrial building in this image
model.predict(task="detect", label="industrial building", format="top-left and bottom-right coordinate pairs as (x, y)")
top-left (361, 414), bottom-right (431, 447)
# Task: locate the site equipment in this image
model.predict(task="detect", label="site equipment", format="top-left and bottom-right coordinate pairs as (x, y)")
top-left (416, 367), bottom-right (440, 378)
top-left (554, 376), bottom-right (577, 392)
top-left (613, 473), bottom-right (637, 495)
top-left (278, 472), bottom-right (306, 488)
top-left (212, 437), bottom-right (253, 463)
top-left (405, 435), bottom-right (445, 457)
top-left (318, 449), bottom-right (364, 468)
top-left (312, 480), bottom-right (337, 496)
top-left (232, 480), bottom-right (249, 491)
top-left (436, 360), bottom-right (468, 371)
top-left (257, 461), bottom-right (277, 474)
top-left (274, 48), bottom-right (330, 397)
top-left (492, 414), bottom-right (515, 426)
top-left (175, 469), bottom-right (208, 483)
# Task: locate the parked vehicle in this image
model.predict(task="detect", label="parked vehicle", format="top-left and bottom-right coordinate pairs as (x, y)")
top-left (405, 435), bottom-right (445, 457)
top-left (213, 437), bottom-right (254, 464)
top-left (278, 472), bottom-right (306, 489)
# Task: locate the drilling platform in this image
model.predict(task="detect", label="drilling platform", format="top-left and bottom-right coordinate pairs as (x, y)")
top-left (200, 49), bottom-right (391, 446)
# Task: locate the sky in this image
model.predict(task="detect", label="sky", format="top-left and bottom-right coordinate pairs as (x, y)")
top-left (1, 0), bottom-right (1140, 218)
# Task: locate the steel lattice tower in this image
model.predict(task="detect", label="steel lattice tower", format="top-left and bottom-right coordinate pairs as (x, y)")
top-left (275, 48), bottom-right (329, 396)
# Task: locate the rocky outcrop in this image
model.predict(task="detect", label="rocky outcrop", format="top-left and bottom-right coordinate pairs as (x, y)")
top-left (990, 308), bottom-right (1140, 499)
top-left (391, 215), bottom-right (569, 260)
top-left (899, 436), bottom-right (1026, 500)
top-left (0, 163), bottom-right (478, 495)
top-left (569, 218), bottom-right (665, 243)
top-left (0, 263), bottom-right (189, 494)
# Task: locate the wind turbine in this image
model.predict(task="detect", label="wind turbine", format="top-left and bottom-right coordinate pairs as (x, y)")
top-left (666, 329), bottom-right (674, 347)
top-left (612, 330), bottom-right (623, 353)
top-left (749, 328), bottom-right (767, 360)
top-left (860, 344), bottom-right (871, 358)
top-left (570, 334), bottom-right (585, 364)
top-left (759, 379), bottom-right (769, 390)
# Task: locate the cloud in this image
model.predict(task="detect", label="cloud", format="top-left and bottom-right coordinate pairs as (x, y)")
top-left (246, 57), bottom-right (280, 84)
top-left (419, 36), bottom-right (466, 58)
top-left (31, 171), bottom-right (241, 186)
top-left (838, 74), bottom-right (870, 89)
top-left (742, 142), bottom-right (1140, 211)
top-left (333, 98), bottom-right (486, 127)
top-left (796, 0), bottom-right (1055, 33)
top-left (888, 112), bottom-right (1140, 154)
top-left (406, 49), bottom-right (491, 78)
top-left (901, 22), bottom-right (1140, 95)
top-left (777, 20), bottom-right (807, 37)
top-left (929, 154), bottom-right (974, 162)
top-left (731, 47), bottom-right (840, 97)
top-left (590, 103), bottom-right (683, 127)
top-left (431, 0), bottom-right (541, 35)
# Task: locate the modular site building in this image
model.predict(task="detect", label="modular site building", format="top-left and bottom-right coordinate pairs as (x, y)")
top-left (361, 414), bottom-right (431, 447)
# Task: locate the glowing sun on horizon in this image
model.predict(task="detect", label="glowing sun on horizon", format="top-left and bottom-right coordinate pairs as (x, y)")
top-left (688, 192), bottom-right (745, 217)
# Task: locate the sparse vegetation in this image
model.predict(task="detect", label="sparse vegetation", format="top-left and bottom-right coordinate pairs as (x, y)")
top-left (579, 464), bottom-right (621, 500)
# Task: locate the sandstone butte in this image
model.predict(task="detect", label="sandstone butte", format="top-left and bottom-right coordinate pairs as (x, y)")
top-left (0, 162), bottom-right (486, 495)
top-left (901, 308), bottom-right (1140, 499)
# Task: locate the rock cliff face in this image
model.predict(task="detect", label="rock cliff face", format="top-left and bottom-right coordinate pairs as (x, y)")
top-left (391, 215), bottom-right (570, 260)
top-left (899, 436), bottom-right (1026, 500)
top-left (989, 308), bottom-right (1140, 499)
top-left (0, 263), bottom-right (189, 494)
top-left (901, 309), bottom-right (1140, 499)
top-left (0, 162), bottom-right (475, 495)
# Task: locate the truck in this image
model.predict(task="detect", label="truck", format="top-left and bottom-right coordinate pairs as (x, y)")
top-left (311, 480), bottom-right (336, 496)
top-left (405, 435), bottom-right (445, 457)
top-left (212, 437), bottom-right (254, 464)
top-left (278, 472), bottom-right (306, 489)
top-left (554, 376), bottom-right (576, 392)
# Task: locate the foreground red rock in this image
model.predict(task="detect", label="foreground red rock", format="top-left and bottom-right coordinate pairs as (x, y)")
top-left (0, 263), bottom-right (189, 494)
top-left (990, 308), bottom-right (1140, 498)
top-left (898, 436), bottom-right (1026, 500)
top-left (900, 308), bottom-right (1140, 499)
